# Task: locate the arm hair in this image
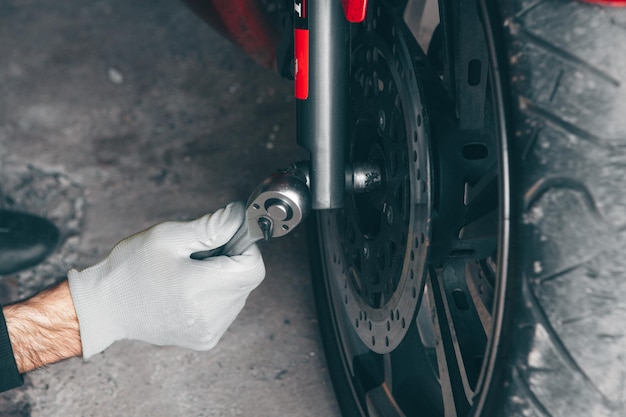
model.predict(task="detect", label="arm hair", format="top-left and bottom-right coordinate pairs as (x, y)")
top-left (3, 280), bottom-right (82, 373)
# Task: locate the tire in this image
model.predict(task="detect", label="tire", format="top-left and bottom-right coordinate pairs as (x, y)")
top-left (309, 1), bottom-right (626, 416)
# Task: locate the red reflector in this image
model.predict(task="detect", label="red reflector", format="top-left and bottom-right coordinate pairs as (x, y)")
top-left (580, 0), bottom-right (626, 5)
top-left (295, 28), bottom-right (309, 100)
top-left (341, 0), bottom-right (368, 23)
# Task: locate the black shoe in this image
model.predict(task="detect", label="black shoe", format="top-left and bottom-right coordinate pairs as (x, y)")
top-left (0, 210), bottom-right (60, 275)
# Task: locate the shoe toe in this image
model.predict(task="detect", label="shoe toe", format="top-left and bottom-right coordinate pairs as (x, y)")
top-left (0, 210), bottom-right (60, 275)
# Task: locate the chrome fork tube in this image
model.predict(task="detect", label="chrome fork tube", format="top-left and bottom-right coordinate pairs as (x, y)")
top-left (295, 0), bottom-right (349, 209)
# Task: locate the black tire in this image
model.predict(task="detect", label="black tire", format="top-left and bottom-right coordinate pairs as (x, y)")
top-left (309, 1), bottom-right (626, 416)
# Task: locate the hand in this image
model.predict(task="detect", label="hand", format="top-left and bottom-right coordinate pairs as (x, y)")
top-left (68, 201), bottom-right (265, 358)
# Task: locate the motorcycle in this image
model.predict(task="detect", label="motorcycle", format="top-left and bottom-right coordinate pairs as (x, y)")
top-left (183, 0), bottom-right (626, 416)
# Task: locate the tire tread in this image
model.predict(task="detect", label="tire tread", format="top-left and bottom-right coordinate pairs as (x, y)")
top-left (497, 1), bottom-right (626, 415)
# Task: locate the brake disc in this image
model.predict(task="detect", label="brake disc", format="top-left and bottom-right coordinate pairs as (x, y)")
top-left (318, 2), bottom-right (431, 354)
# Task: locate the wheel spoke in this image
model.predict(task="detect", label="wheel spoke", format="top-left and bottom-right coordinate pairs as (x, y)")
top-left (365, 384), bottom-right (406, 417)
top-left (456, 165), bottom-right (499, 257)
top-left (465, 261), bottom-right (494, 335)
top-left (436, 0), bottom-right (457, 98)
top-left (427, 268), bottom-right (472, 417)
top-left (443, 262), bottom-right (490, 389)
top-left (363, 353), bottom-right (406, 417)
top-left (455, 1), bottom-right (488, 131)
top-left (449, 236), bottom-right (497, 261)
top-left (462, 165), bottom-right (498, 228)
top-left (437, 0), bottom-right (488, 130)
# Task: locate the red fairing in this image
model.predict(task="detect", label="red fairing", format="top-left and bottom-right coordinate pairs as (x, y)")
top-left (341, 0), bottom-right (368, 23)
top-left (182, 0), bottom-right (279, 69)
top-left (580, 0), bottom-right (626, 5)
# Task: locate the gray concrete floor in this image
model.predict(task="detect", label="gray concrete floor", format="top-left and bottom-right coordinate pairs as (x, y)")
top-left (0, 1), bottom-right (341, 416)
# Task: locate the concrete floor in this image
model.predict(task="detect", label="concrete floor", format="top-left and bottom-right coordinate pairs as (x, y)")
top-left (0, 1), bottom-right (341, 416)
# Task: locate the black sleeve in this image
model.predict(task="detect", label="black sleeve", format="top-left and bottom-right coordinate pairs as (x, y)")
top-left (0, 304), bottom-right (23, 392)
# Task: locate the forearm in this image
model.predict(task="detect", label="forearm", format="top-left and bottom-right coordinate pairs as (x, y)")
top-left (3, 280), bottom-right (82, 373)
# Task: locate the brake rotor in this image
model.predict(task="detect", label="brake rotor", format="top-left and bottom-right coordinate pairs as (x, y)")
top-left (318, 2), bottom-right (431, 354)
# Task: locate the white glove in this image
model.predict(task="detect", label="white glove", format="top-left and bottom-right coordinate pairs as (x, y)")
top-left (67, 202), bottom-right (265, 359)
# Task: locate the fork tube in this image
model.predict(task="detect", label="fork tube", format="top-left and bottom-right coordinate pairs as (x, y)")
top-left (295, 0), bottom-right (349, 209)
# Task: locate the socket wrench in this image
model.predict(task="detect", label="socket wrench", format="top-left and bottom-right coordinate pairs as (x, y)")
top-left (190, 166), bottom-right (311, 259)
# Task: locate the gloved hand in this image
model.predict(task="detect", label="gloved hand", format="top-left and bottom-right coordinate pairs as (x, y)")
top-left (67, 201), bottom-right (265, 359)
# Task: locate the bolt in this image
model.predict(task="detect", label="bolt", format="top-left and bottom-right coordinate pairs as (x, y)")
top-left (378, 109), bottom-right (386, 130)
top-left (384, 203), bottom-right (394, 225)
top-left (363, 242), bottom-right (370, 259)
top-left (258, 217), bottom-right (273, 240)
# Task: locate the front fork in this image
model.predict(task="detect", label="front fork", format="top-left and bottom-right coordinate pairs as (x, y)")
top-left (295, 0), bottom-right (349, 210)
top-left (243, 1), bottom-right (369, 243)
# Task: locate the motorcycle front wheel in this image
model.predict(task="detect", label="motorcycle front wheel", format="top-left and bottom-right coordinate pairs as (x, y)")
top-left (309, 1), bottom-right (626, 416)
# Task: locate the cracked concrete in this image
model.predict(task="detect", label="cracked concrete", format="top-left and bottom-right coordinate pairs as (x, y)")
top-left (0, 0), bottom-right (341, 415)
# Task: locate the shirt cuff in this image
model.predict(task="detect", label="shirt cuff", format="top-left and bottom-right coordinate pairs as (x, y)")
top-left (0, 304), bottom-right (23, 392)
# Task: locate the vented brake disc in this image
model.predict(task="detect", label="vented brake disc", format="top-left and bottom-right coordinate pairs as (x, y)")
top-left (318, 2), bottom-right (432, 354)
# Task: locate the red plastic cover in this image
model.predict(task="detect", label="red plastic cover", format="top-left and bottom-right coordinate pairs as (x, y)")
top-left (341, 0), bottom-right (368, 23)
top-left (295, 28), bottom-right (309, 100)
top-left (580, 0), bottom-right (626, 5)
